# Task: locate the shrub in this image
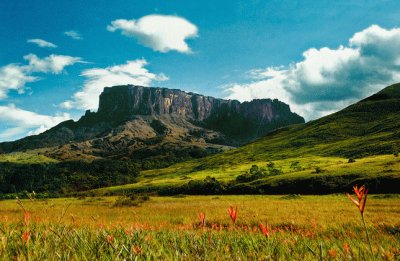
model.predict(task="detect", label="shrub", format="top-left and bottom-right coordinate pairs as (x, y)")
top-left (249, 165), bottom-right (259, 174)
top-left (290, 161), bottom-right (302, 171)
top-left (236, 165), bottom-right (269, 182)
top-left (113, 194), bottom-right (150, 207)
top-left (314, 167), bottom-right (323, 173)
top-left (393, 144), bottom-right (399, 157)
top-left (267, 162), bottom-right (282, 176)
top-left (269, 168), bottom-right (282, 176)
top-left (184, 176), bottom-right (226, 194)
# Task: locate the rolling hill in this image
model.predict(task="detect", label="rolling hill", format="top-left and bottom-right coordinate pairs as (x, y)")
top-left (0, 85), bottom-right (304, 196)
top-left (96, 83), bottom-right (400, 195)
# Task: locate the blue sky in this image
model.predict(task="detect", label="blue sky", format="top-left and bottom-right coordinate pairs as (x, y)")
top-left (1, 0), bottom-right (400, 141)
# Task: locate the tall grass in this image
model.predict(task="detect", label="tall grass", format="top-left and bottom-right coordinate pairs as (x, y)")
top-left (0, 195), bottom-right (399, 260)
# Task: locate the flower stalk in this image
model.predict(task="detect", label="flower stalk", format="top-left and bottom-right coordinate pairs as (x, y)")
top-left (346, 185), bottom-right (373, 256)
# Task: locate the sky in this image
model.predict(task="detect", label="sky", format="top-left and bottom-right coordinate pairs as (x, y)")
top-left (1, 0), bottom-right (400, 141)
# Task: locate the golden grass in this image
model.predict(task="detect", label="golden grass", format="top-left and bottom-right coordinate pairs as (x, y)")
top-left (1, 195), bottom-right (399, 259)
top-left (1, 195), bottom-right (399, 229)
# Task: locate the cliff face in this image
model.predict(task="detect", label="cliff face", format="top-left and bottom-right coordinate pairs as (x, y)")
top-left (0, 85), bottom-right (304, 162)
top-left (95, 85), bottom-right (302, 124)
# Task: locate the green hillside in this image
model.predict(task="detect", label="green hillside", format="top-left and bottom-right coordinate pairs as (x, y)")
top-left (0, 152), bottom-right (58, 164)
top-left (96, 83), bottom-right (400, 195)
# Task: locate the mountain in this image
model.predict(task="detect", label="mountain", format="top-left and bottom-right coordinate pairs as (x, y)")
top-left (1, 83), bottom-right (399, 196)
top-left (0, 85), bottom-right (304, 167)
top-left (98, 83), bottom-right (400, 195)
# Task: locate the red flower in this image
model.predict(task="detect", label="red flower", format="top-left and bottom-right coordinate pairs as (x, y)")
top-left (228, 206), bottom-right (237, 225)
top-left (199, 212), bottom-right (206, 227)
top-left (346, 184), bottom-right (373, 255)
top-left (343, 242), bottom-right (350, 254)
top-left (24, 211), bottom-right (30, 229)
top-left (259, 223), bottom-right (270, 238)
top-left (22, 211), bottom-right (30, 244)
top-left (106, 235), bottom-right (114, 244)
top-left (353, 185), bottom-right (365, 201)
top-left (328, 248), bottom-right (337, 258)
top-left (346, 185), bottom-right (368, 214)
top-left (22, 231), bottom-right (30, 244)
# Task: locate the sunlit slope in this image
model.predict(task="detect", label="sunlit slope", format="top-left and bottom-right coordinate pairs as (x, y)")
top-left (227, 82), bottom-right (400, 160)
top-left (97, 83), bottom-right (400, 194)
top-left (141, 82), bottom-right (400, 172)
top-left (0, 152), bottom-right (58, 164)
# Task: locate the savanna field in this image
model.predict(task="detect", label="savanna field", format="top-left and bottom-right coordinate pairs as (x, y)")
top-left (0, 194), bottom-right (399, 260)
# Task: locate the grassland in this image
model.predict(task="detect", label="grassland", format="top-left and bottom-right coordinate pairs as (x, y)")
top-left (92, 84), bottom-right (400, 195)
top-left (0, 195), bottom-right (399, 260)
top-left (0, 152), bottom-right (58, 164)
top-left (1, 84), bottom-right (399, 259)
top-left (94, 154), bottom-right (400, 195)
top-left (1, 84), bottom-right (400, 197)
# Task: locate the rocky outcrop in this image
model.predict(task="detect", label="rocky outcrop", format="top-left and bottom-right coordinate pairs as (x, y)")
top-left (95, 85), bottom-right (302, 124)
top-left (0, 85), bottom-right (304, 160)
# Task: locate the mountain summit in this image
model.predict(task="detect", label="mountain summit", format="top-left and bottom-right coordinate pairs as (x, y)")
top-left (0, 85), bottom-right (304, 167)
top-left (95, 85), bottom-right (304, 139)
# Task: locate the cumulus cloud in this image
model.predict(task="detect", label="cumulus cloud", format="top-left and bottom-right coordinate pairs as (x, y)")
top-left (27, 38), bottom-right (57, 48)
top-left (61, 59), bottom-right (168, 110)
top-left (0, 104), bottom-right (71, 141)
top-left (23, 54), bottom-right (82, 74)
top-left (64, 30), bottom-right (82, 40)
top-left (0, 54), bottom-right (82, 99)
top-left (225, 25), bottom-right (400, 120)
top-left (107, 14), bottom-right (198, 53)
top-left (0, 64), bottom-right (38, 99)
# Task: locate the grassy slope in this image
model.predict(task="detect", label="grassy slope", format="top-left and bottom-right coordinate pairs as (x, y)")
top-left (98, 83), bottom-right (400, 194)
top-left (0, 152), bottom-right (58, 164)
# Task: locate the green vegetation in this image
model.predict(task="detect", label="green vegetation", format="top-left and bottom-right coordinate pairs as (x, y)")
top-left (0, 159), bottom-right (139, 197)
top-left (0, 152), bottom-right (58, 164)
top-left (1, 84), bottom-right (400, 197)
top-left (95, 154), bottom-right (399, 195)
top-left (93, 83), bottom-right (400, 195)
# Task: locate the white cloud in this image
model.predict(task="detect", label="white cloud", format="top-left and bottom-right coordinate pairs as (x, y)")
top-left (0, 104), bottom-right (71, 141)
top-left (107, 14), bottom-right (198, 53)
top-left (27, 38), bottom-right (57, 48)
top-left (0, 64), bottom-right (38, 99)
top-left (0, 54), bottom-right (82, 99)
top-left (225, 25), bottom-right (400, 121)
top-left (64, 30), bottom-right (82, 40)
top-left (61, 59), bottom-right (168, 110)
top-left (23, 54), bottom-right (82, 74)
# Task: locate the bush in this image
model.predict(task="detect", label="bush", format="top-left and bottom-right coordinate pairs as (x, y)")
top-left (269, 168), bottom-right (282, 176)
top-left (249, 165), bottom-right (259, 174)
top-left (393, 144), bottom-right (399, 157)
top-left (184, 176), bottom-right (226, 194)
top-left (113, 194), bottom-right (150, 207)
top-left (314, 167), bottom-right (323, 173)
top-left (290, 161), bottom-right (302, 171)
top-left (236, 165), bottom-right (268, 182)
top-left (267, 162), bottom-right (275, 168)
top-left (236, 163), bottom-right (283, 183)
top-left (267, 162), bottom-right (282, 176)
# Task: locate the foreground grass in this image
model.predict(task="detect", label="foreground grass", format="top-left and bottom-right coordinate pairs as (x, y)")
top-left (0, 195), bottom-right (399, 259)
